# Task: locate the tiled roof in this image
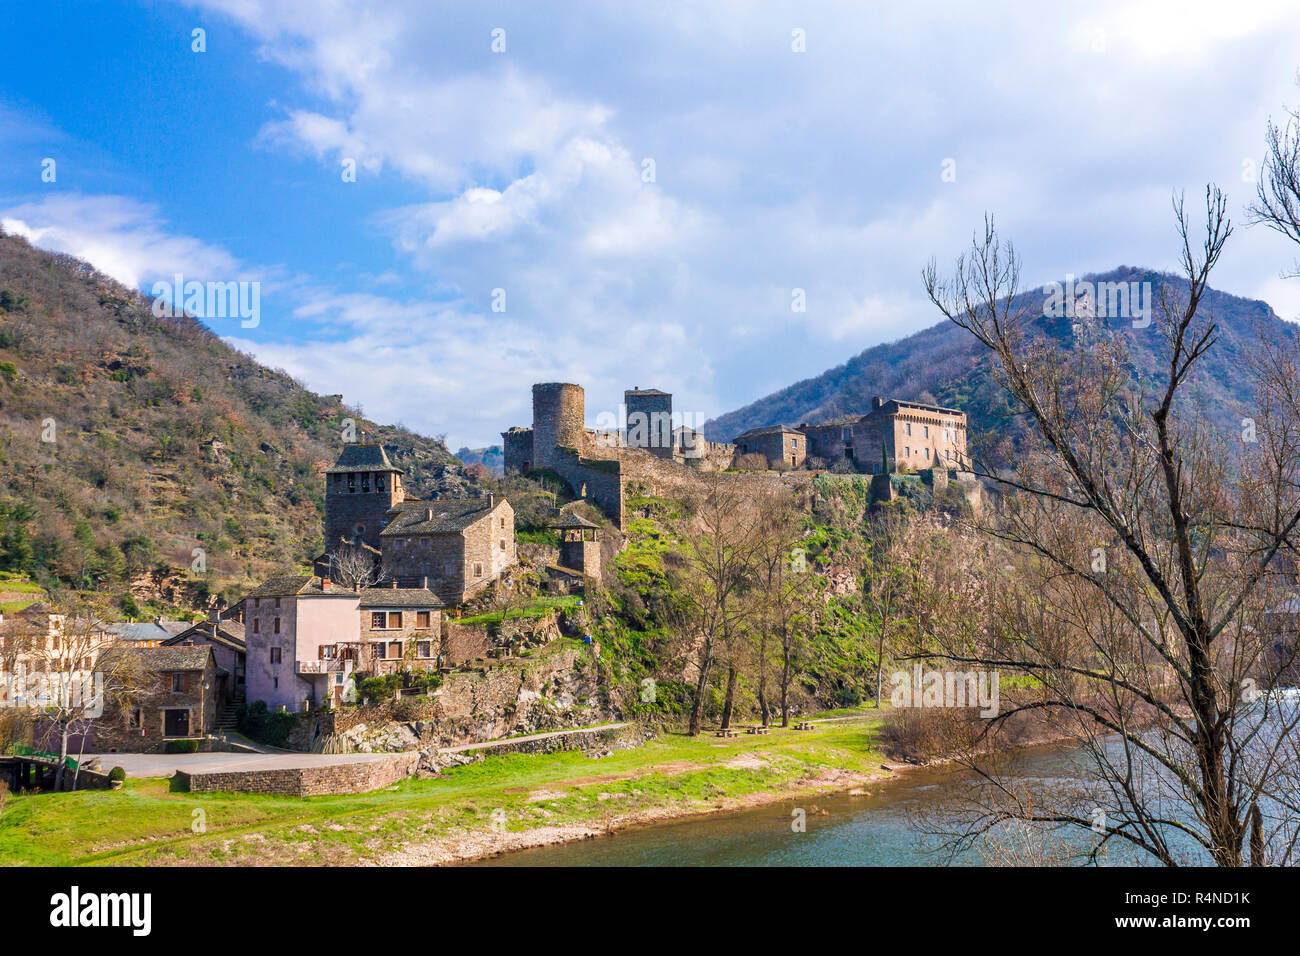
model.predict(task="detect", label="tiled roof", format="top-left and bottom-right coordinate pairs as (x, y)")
top-left (381, 498), bottom-right (496, 536)
top-left (359, 587), bottom-right (445, 608)
top-left (326, 443), bottom-right (402, 474)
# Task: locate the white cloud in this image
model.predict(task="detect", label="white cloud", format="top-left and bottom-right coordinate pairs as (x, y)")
top-left (1, 194), bottom-right (247, 290)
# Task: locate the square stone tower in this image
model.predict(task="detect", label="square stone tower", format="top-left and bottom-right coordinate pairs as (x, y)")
top-left (325, 444), bottom-right (405, 553)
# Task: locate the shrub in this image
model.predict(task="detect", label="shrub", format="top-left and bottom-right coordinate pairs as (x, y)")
top-left (236, 700), bottom-right (298, 748)
top-left (107, 765), bottom-right (126, 782)
top-left (164, 739), bottom-right (200, 754)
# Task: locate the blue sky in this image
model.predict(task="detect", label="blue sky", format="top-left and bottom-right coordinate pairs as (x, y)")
top-left (5, 0), bottom-right (1300, 447)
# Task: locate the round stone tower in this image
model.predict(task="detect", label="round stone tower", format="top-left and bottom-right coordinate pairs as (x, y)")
top-left (532, 382), bottom-right (585, 469)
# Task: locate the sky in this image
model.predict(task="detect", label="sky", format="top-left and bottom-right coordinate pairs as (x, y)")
top-left (4, 0), bottom-right (1300, 448)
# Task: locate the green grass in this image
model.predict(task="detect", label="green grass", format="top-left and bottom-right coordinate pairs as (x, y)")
top-left (0, 714), bottom-right (886, 866)
top-left (456, 595), bottom-right (582, 626)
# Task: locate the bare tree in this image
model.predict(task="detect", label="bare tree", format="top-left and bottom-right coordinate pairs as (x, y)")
top-left (668, 476), bottom-right (760, 736)
top-left (752, 488), bottom-right (815, 726)
top-left (328, 543), bottom-right (389, 591)
top-left (920, 188), bottom-right (1300, 866)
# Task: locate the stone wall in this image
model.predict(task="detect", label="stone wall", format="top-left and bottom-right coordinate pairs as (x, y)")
top-left (502, 427), bottom-right (534, 475)
top-left (176, 752), bottom-right (419, 796)
top-left (442, 621), bottom-right (492, 664)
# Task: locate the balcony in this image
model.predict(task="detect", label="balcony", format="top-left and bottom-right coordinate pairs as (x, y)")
top-left (296, 659), bottom-right (352, 675)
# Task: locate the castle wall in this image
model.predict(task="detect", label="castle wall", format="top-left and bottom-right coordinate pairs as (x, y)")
top-left (502, 427), bottom-right (534, 475)
top-left (625, 391), bottom-right (674, 458)
top-left (553, 448), bottom-right (625, 529)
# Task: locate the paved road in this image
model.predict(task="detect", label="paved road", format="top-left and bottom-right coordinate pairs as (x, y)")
top-left (83, 751), bottom-right (410, 778)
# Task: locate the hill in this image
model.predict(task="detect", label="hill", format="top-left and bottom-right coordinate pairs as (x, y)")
top-left (0, 230), bottom-right (469, 611)
top-left (703, 266), bottom-right (1300, 454)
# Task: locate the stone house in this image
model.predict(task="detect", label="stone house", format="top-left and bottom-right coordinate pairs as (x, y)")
top-left (161, 614), bottom-right (246, 716)
top-left (380, 496), bottom-right (516, 604)
top-left (733, 425), bottom-right (807, 469)
top-left (358, 586), bottom-right (444, 674)
top-left (243, 575), bottom-right (360, 712)
top-left (94, 645), bottom-right (222, 752)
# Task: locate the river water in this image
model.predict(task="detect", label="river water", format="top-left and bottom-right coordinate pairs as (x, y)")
top-left (475, 741), bottom-right (1132, 867)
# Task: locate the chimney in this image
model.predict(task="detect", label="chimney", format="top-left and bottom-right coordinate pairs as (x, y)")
top-left (391, 580), bottom-right (398, 589)
top-left (208, 608), bottom-right (220, 624)
top-left (321, 576), bottom-right (331, 591)
top-left (872, 396), bottom-right (885, 411)
top-left (421, 576), bottom-right (429, 589)
top-left (425, 508), bottom-right (433, 521)
top-left (489, 493), bottom-right (495, 508)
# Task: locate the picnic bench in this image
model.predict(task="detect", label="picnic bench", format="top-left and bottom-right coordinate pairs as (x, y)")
top-left (795, 721), bottom-right (815, 730)
top-left (715, 728), bottom-right (739, 738)
top-left (745, 726), bottom-right (770, 735)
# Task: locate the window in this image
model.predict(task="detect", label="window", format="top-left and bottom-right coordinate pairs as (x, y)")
top-left (273, 617), bottom-right (280, 635)
top-left (388, 641), bottom-right (402, 658)
top-left (418, 641), bottom-right (432, 658)
top-left (254, 597), bottom-right (260, 608)
top-left (500, 540), bottom-right (506, 550)
top-left (905, 422), bottom-right (912, 435)
top-left (474, 563), bottom-right (483, 577)
top-left (377, 478), bottom-right (385, 491)
top-left (253, 619), bottom-right (260, 634)
top-left (320, 645), bottom-right (337, 660)
top-left (923, 425), bottom-right (929, 438)
top-left (388, 611), bottom-right (403, 628)
top-left (371, 611), bottom-right (387, 629)
top-left (274, 597), bottom-right (281, 608)
top-left (416, 611), bottom-right (431, 628)
top-left (129, 707), bottom-right (143, 729)
top-left (374, 643), bottom-right (387, 660)
top-left (500, 517), bottom-right (506, 529)
top-left (171, 673), bottom-right (185, 693)
top-left (925, 447), bottom-right (931, 460)
top-left (904, 446), bottom-right (910, 457)
top-left (270, 647), bottom-right (282, 664)
top-left (273, 677), bottom-right (278, 689)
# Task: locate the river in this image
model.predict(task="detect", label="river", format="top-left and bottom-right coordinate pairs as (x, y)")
top-left (474, 741), bottom-right (1139, 866)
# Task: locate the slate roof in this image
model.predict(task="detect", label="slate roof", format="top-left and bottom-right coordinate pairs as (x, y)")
top-left (625, 387), bottom-right (670, 397)
top-left (162, 621), bottom-right (246, 652)
top-left (733, 424), bottom-right (805, 441)
top-left (104, 621), bottom-right (174, 644)
top-left (381, 498), bottom-right (496, 536)
top-left (326, 443), bottom-right (402, 474)
top-left (132, 645), bottom-right (216, 672)
top-left (551, 513), bottom-right (601, 530)
top-left (246, 575), bottom-right (356, 597)
top-left (359, 587), bottom-right (445, 608)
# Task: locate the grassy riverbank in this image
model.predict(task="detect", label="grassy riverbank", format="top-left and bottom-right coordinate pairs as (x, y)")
top-left (0, 710), bottom-right (893, 866)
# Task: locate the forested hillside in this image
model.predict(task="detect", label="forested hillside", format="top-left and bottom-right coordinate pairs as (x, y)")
top-left (0, 230), bottom-right (465, 608)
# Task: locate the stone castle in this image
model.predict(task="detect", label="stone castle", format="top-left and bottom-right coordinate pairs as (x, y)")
top-left (503, 382), bottom-right (976, 528)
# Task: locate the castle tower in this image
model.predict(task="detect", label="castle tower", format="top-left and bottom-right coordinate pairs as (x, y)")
top-left (324, 444), bottom-right (405, 554)
top-left (624, 386), bottom-right (673, 458)
top-left (531, 382), bottom-right (585, 470)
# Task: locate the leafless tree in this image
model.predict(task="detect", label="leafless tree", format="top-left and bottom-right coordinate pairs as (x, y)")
top-left (328, 543), bottom-right (389, 591)
top-left (919, 187), bottom-right (1300, 866)
top-left (668, 476), bottom-right (760, 735)
top-left (752, 488), bottom-right (815, 726)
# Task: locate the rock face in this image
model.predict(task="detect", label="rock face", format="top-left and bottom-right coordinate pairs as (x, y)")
top-left (336, 645), bottom-right (608, 754)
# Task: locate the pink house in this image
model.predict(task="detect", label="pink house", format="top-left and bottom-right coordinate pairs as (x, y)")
top-left (244, 575), bottom-right (360, 712)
